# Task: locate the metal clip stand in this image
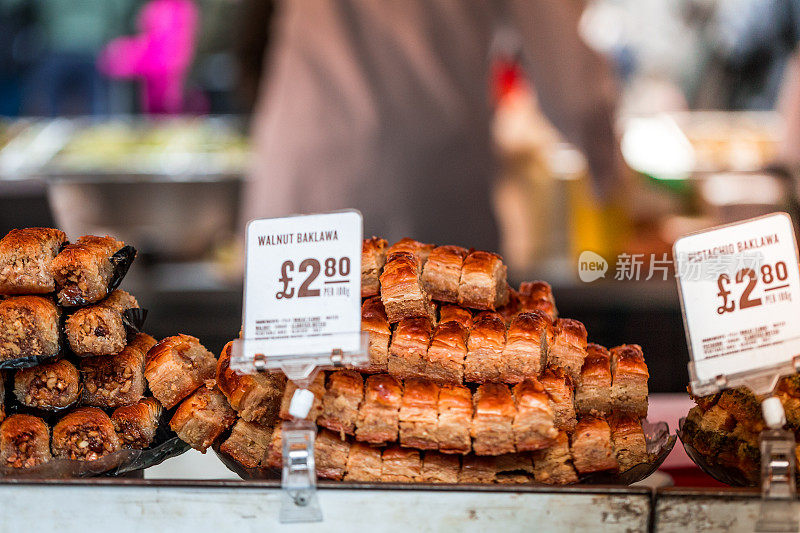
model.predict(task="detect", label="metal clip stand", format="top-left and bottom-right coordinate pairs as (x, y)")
top-left (756, 396), bottom-right (798, 532)
top-left (279, 382), bottom-right (322, 523)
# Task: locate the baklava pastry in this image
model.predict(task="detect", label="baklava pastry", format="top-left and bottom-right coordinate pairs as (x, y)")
top-left (317, 370), bottom-right (363, 436)
top-left (532, 431), bottom-right (578, 484)
top-left (355, 374), bottom-right (402, 443)
top-left (471, 383), bottom-right (516, 455)
top-left (575, 343), bottom-right (612, 416)
top-left (81, 333), bottom-right (155, 409)
top-left (436, 383), bottom-right (472, 454)
top-left (381, 446), bottom-right (421, 482)
top-left (388, 317), bottom-right (432, 380)
top-left (219, 418), bottom-right (274, 469)
top-left (216, 342), bottom-right (285, 426)
top-left (518, 281), bottom-right (557, 321)
top-left (359, 297), bottom-right (390, 373)
top-left (539, 366), bottom-right (577, 431)
top-left (170, 385), bottom-right (237, 453)
top-left (420, 245), bottom-right (468, 303)
top-left (385, 238), bottom-right (435, 264)
top-left (570, 416), bottom-right (618, 474)
top-left (419, 451), bottom-right (460, 483)
top-left (264, 426), bottom-right (283, 470)
top-left (609, 416), bottom-right (648, 472)
top-left (398, 378), bottom-right (439, 450)
top-left (0, 227), bottom-right (67, 295)
top-left (315, 429), bottom-right (350, 480)
top-left (380, 251), bottom-right (435, 323)
top-left (548, 319), bottom-right (588, 381)
top-left (361, 237), bottom-right (388, 298)
top-left (65, 290), bottom-right (140, 357)
top-left (145, 334), bottom-right (218, 409)
top-left (512, 379), bottom-right (558, 451)
top-left (494, 453), bottom-right (536, 484)
top-left (344, 442), bottom-right (383, 482)
top-left (457, 251), bottom-right (509, 311)
top-left (425, 320), bottom-right (467, 384)
top-left (0, 414), bottom-right (51, 468)
top-left (610, 344), bottom-right (649, 418)
top-left (500, 311), bottom-right (551, 383)
top-left (278, 372), bottom-right (325, 422)
top-left (718, 387), bottom-right (764, 433)
top-left (111, 397), bottom-right (162, 449)
top-left (0, 296), bottom-right (60, 362)
top-left (52, 407), bottom-right (121, 461)
top-left (464, 312), bottom-right (506, 383)
top-left (459, 455), bottom-right (496, 483)
top-left (50, 235), bottom-right (134, 306)
top-left (438, 305), bottom-right (472, 328)
top-left (14, 359), bottom-right (80, 410)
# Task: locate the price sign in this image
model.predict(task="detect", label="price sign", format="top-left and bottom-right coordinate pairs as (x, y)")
top-left (674, 212), bottom-right (800, 392)
top-left (233, 210), bottom-right (363, 366)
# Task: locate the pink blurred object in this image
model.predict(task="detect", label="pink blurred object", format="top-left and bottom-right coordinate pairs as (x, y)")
top-left (99, 0), bottom-right (199, 114)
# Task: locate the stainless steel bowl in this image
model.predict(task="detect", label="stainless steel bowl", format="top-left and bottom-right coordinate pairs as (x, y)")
top-left (46, 174), bottom-right (241, 260)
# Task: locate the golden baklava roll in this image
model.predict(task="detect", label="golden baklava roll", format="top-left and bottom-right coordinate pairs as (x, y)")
top-left (0, 227), bottom-right (67, 295)
top-left (609, 415), bottom-right (648, 472)
top-left (471, 383), bottom-right (516, 456)
top-left (570, 416), bottom-right (619, 474)
top-left (575, 343), bottom-right (613, 417)
top-left (610, 344), bottom-right (649, 418)
top-left (219, 418), bottom-right (274, 468)
top-left (81, 333), bottom-right (155, 409)
top-left (0, 296), bottom-right (61, 362)
top-left (436, 383), bottom-right (472, 454)
top-left (344, 441), bottom-right (383, 482)
top-left (425, 320), bottom-right (468, 384)
top-left (457, 251), bottom-right (509, 311)
top-left (145, 334), bottom-right (217, 409)
top-left (66, 290), bottom-right (140, 357)
top-left (512, 379), bottom-right (558, 452)
top-left (380, 249), bottom-right (436, 323)
top-left (398, 378), bottom-right (439, 450)
top-left (50, 235), bottom-right (134, 306)
top-left (0, 414), bottom-right (51, 468)
top-left (532, 431), bottom-right (578, 485)
top-left (419, 451), bottom-right (461, 483)
top-left (355, 373), bottom-right (402, 444)
top-left (549, 319), bottom-right (588, 381)
top-left (52, 407), bottom-right (121, 461)
top-left (420, 245), bottom-right (468, 304)
top-left (317, 370), bottom-right (364, 436)
top-left (388, 317), bottom-right (432, 380)
top-left (111, 398), bottom-right (163, 449)
top-left (518, 281), bottom-right (557, 321)
top-left (361, 237), bottom-right (388, 298)
top-left (170, 385), bottom-right (237, 453)
top-left (501, 311), bottom-right (551, 383)
top-left (14, 359), bottom-right (80, 410)
top-left (216, 342), bottom-right (285, 426)
top-left (464, 311), bottom-right (506, 383)
top-left (358, 297), bottom-right (391, 373)
top-left (381, 446), bottom-right (422, 482)
top-left (539, 366), bottom-right (577, 432)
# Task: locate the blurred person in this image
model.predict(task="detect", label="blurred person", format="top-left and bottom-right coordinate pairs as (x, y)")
top-left (21, 0), bottom-right (132, 116)
top-left (99, 0), bottom-right (199, 114)
top-left (243, 1), bottom-right (624, 251)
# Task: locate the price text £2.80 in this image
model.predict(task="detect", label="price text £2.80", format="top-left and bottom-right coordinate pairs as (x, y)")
top-left (275, 257), bottom-right (352, 299)
top-left (717, 261), bottom-right (791, 314)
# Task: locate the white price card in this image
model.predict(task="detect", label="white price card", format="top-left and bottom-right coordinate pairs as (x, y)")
top-left (234, 210), bottom-right (363, 364)
top-left (674, 212), bottom-right (800, 392)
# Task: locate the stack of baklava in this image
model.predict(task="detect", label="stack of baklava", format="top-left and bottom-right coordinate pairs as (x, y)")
top-left (211, 237), bottom-right (652, 485)
top-left (682, 376), bottom-right (800, 485)
top-left (0, 227), bottom-right (208, 471)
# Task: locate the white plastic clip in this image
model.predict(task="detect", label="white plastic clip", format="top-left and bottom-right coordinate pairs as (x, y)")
top-left (756, 397), bottom-right (798, 532)
top-left (279, 419), bottom-right (322, 523)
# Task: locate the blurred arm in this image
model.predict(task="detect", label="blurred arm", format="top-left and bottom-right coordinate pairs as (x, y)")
top-left (504, 0), bottom-right (623, 197)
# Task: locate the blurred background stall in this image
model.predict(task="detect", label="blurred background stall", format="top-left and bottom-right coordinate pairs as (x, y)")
top-left (0, 0), bottom-right (798, 402)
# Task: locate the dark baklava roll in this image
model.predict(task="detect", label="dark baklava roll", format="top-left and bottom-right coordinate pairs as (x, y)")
top-left (0, 227), bottom-right (67, 295)
top-left (145, 334), bottom-right (217, 409)
top-left (111, 398), bottom-right (163, 449)
top-left (0, 414), bottom-right (51, 468)
top-left (66, 290), bottom-right (140, 357)
top-left (0, 296), bottom-right (61, 362)
top-left (52, 407), bottom-right (121, 461)
top-left (170, 384), bottom-right (237, 453)
top-left (50, 235), bottom-right (133, 306)
top-left (81, 333), bottom-right (156, 409)
top-left (14, 359), bottom-right (80, 410)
